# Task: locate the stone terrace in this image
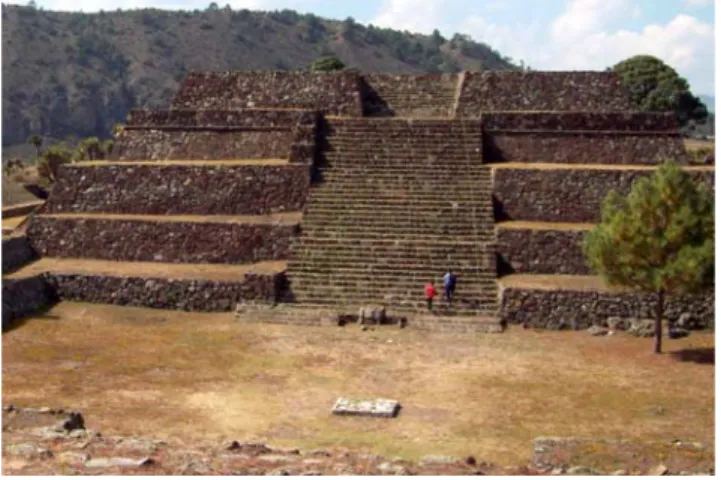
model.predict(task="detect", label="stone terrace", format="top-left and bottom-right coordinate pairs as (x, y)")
top-left (5, 70), bottom-right (715, 331)
top-left (12, 108), bottom-right (317, 312)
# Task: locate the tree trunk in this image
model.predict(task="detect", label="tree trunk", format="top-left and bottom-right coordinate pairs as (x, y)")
top-left (654, 289), bottom-right (665, 354)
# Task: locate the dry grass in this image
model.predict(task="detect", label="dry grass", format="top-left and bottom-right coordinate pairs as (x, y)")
top-left (499, 274), bottom-right (630, 292)
top-left (2, 302), bottom-right (714, 466)
top-left (2, 216), bottom-right (26, 232)
top-left (74, 159), bottom-right (289, 166)
top-left (6, 258), bottom-right (287, 281)
top-left (496, 221), bottom-right (595, 231)
top-left (492, 162), bottom-right (715, 172)
top-left (38, 212), bottom-right (303, 225)
top-left (684, 138), bottom-right (715, 152)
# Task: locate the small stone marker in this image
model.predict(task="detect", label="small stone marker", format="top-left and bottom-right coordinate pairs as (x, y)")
top-left (331, 397), bottom-right (400, 418)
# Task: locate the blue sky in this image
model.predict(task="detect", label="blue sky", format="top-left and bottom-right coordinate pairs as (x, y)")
top-left (32, 0), bottom-right (716, 95)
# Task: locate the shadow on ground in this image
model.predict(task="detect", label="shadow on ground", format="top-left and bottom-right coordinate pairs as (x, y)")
top-left (669, 347), bottom-right (715, 365)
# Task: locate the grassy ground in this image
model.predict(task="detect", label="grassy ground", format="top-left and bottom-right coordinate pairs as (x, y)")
top-left (6, 258), bottom-right (287, 281)
top-left (2, 302), bottom-right (714, 466)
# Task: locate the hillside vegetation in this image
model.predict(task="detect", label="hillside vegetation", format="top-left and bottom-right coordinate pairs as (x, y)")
top-left (1, 4), bottom-right (516, 148)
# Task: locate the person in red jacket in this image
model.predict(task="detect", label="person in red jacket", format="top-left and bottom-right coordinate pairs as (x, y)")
top-left (424, 282), bottom-right (437, 312)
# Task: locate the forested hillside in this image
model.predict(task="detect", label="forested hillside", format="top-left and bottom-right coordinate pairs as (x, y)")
top-left (1, 3), bottom-right (516, 148)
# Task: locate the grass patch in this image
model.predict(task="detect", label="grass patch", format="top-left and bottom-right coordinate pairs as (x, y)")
top-left (2, 302), bottom-right (714, 466)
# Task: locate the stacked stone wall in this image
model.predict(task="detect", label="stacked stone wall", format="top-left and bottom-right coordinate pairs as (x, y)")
top-left (2, 276), bottom-right (56, 330)
top-left (456, 71), bottom-right (633, 115)
top-left (45, 164), bottom-right (310, 215)
top-left (485, 133), bottom-right (689, 165)
top-left (126, 109), bottom-right (317, 128)
top-left (494, 168), bottom-right (714, 223)
top-left (482, 112), bottom-right (678, 131)
top-left (45, 272), bottom-right (283, 312)
top-left (496, 228), bottom-right (588, 275)
top-left (113, 130), bottom-right (293, 160)
top-left (27, 217), bottom-right (298, 264)
top-left (480, 112), bottom-right (688, 165)
top-left (172, 71), bottom-right (363, 116)
top-left (115, 109), bottom-right (318, 163)
top-left (2, 235), bottom-right (38, 275)
top-left (501, 287), bottom-right (714, 329)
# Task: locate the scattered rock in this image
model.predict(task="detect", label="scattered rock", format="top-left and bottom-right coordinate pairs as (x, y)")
top-left (628, 319), bottom-right (656, 338)
top-left (306, 449), bottom-right (331, 457)
top-left (268, 468), bottom-right (291, 475)
top-left (669, 327), bottom-right (690, 339)
top-left (465, 455), bottom-right (477, 466)
top-left (676, 313), bottom-right (699, 330)
top-left (55, 411), bottom-right (85, 433)
top-left (225, 441), bottom-right (272, 455)
top-left (180, 460), bottom-right (210, 475)
top-left (420, 455), bottom-right (458, 465)
top-left (567, 465), bottom-right (598, 475)
top-left (611, 469), bottom-right (628, 475)
top-left (331, 397), bottom-right (400, 418)
top-left (85, 457), bottom-right (155, 468)
top-left (257, 454), bottom-right (298, 463)
top-left (58, 451), bottom-right (90, 465)
top-left (606, 316), bottom-right (632, 330)
top-left (301, 471), bottom-right (322, 476)
top-left (587, 325), bottom-right (609, 336)
top-left (6, 443), bottom-right (51, 458)
top-left (358, 306), bottom-right (387, 325)
top-left (648, 464), bottom-right (669, 476)
top-left (550, 466), bottom-right (566, 475)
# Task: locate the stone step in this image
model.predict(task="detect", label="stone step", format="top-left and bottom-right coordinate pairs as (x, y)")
top-left (305, 198), bottom-right (493, 206)
top-left (297, 230), bottom-right (489, 241)
top-left (292, 240), bottom-right (495, 251)
top-left (287, 264), bottom-right (496, 276)
top-left (288, 294), bottom-right (498, 312)
top-left (288, 279), bottom-right (498, 293)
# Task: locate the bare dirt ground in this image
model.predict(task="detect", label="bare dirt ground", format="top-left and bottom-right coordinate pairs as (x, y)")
top-left (684, 138), bottom-right (714, 152)
top-left (6, 258), bottom-right (287, 281)
top-left (2, 302), bottom-right (714, 468)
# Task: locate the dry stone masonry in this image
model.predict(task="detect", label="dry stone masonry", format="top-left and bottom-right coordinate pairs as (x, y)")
top-left (5, 70), bottom-right (714, 330)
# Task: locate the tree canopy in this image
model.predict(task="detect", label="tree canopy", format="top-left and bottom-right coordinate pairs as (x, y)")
top-left (583, 160), bottom-right (714, 353)
top-left (613, 55), bottom-right (708, 126)
top-left (310, 55), bottom-right (346, 72)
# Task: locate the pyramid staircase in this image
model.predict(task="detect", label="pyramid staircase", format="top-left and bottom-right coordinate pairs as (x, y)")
top-left (362, 75), bottom-right (460, 118)
top-left (286, 118), bottom-right (500, 324)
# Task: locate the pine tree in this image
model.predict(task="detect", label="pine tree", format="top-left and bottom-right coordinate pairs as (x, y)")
top-left (583, 160), bottom-right (714, 354)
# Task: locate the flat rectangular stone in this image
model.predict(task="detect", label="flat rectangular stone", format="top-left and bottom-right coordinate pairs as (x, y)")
top-left (331, 397), bottom-right (400, 418)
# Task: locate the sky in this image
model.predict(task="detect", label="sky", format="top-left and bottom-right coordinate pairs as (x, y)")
top-left (29, 0), bottom-right (716, 95)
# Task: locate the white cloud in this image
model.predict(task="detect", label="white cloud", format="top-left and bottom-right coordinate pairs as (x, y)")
top-left (370, 0), bottom-right (448, 34)
top-left (456, 2), bottom-right (714, 94)
top-left (550, 0), bottom-right (626, 43)
top-left (684, 0), bottom-right (713, 6)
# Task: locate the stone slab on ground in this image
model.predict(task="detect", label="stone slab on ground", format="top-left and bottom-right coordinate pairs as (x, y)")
top-left (331, 398), bottom-right (400, 418)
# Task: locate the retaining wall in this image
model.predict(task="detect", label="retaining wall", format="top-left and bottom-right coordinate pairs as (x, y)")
top-left (45, 164), bottom-right (311, 215)
top-left (2, 276), bottom-right (56, 330)
top-left (493, 167), bottom-right (715, 223)
top-left (125, 109), bottom-right (317, 128)
top-left (2, 235), bottom-right (38, 275)
top-left (484, 133), bottom-right (689, 165)
top-left (172, 71), bottom-right (363, 116)
top-left (113, 130), bottom-right (294, 160)
top-left (45, 272), bottom-right (284, 312)
top-left (27, 217), bottom-right (299, 264)
top-left (496, 227), bottom-right (588, 275)
top-left (500, 287), bottom-right (714, 329)
top-left (456, 71), bottom-right (633, 115)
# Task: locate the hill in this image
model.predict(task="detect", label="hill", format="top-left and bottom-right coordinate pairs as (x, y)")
top-left (699, 95), bottom-right (715, 114)
top-left (1, 4), bottom-right (516, 149)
